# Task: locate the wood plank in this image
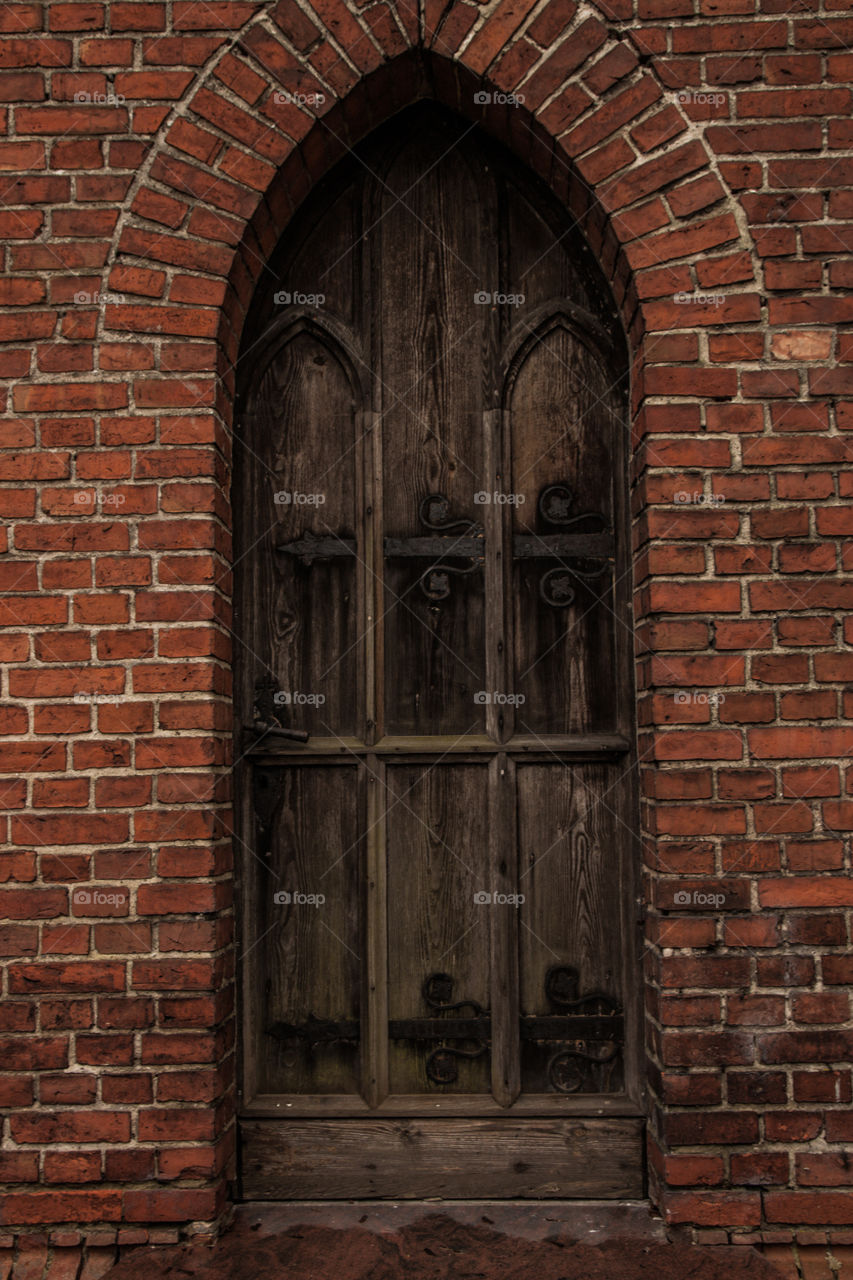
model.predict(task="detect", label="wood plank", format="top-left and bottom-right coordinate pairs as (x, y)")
top-left (483, 408), bottom-right (504, 744)
top-left (517, 762), bottom-right (626, 1097)
top-left (363, 755), bottom-right (388, 1108)
top-left (507, 324), bottom-right (621, 737)
top-left (262, 328), bottom-right (362, 737)
top-left (247, 733), bottom-right (632, 759)
top-left (489, 753), bottom-right (520, 1107)
top-left (367, 410), bottom-right (382, 745)
top-left (385, 763), bottom-right (491, 1096)
top-left (240, 1117), bottom-right (644, 1199)
top-left (242, 1092), bottom-right (644, 1117)
top-left (258, 766), bottom-right (362, 1096)
top-left (377, 124), bottom-right (490, 736)
top-left (362, 410), bottom-right (379, 747)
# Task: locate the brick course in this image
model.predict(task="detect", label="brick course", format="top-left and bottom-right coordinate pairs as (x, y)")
top-left (0, 0), bottom-right (852, 1255)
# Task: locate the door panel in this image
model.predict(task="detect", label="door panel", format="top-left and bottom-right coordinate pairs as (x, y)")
top-left (257, 765), bottom-right (363, 1096)
top-left (386, 763), bottom-right (491, 1095)
top-left (253, 328), bottom-right (363, 738)
top-left (509, 324), bottom-right (621, 735)
top-left (378, 139), bottom-right (493, 737)
top-left (517, 762), bottom-right (626, 1096)
top-left (235, 105), bottom-right (641, 1200)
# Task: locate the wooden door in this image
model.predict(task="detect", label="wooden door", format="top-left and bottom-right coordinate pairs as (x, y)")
top-left (234, 106), bottom-right (643, 1199)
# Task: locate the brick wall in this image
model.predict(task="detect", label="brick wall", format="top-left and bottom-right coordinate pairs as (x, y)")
top-left (0, 0), bottom-right (852, 1251)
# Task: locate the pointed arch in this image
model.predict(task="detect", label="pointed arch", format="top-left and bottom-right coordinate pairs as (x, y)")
top-left (87, 0), bottom-right (762, 1229)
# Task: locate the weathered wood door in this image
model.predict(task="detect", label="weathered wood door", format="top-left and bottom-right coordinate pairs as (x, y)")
top-left (235, 106), bottom-right (643, 1199)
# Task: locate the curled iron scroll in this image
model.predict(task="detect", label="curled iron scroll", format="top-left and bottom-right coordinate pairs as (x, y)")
top-left (422, 971), bottom-right (488, 1085)
top-left (543, 964), bottom-right (622, 1093)
top-left (537, 484), bottom-right (611, 609)
top-left (418, 494), bottom-right (484, 603)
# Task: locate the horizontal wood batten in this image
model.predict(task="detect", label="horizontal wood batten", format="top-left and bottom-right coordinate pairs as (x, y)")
top-left (247, 733), bottom-right (633, 760)
top-left (240, 1092), bottom-right (645, 1117)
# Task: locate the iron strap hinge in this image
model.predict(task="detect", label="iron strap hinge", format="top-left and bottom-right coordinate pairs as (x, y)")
top-left (275, 531), bottom-right (357, 565)
top-left (274, 486), bottom-right (613, 608)
top-left (266, 1014), bottom-right (624, 1044)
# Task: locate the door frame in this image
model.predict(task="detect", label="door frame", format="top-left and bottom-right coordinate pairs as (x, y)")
top-left (231, 105), bottom-right (647, 1198)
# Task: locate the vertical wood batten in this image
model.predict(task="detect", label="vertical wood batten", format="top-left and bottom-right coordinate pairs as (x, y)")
top-left (490, 752), bottom-right (521, 1107)
top-left (364, 755), bottom-right (389, 1108)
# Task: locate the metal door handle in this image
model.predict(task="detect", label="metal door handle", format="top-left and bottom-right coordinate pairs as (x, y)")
top-left (246, 677), bottom-right (310, 745)
top-left (244, 720), bottom-right (309, 744)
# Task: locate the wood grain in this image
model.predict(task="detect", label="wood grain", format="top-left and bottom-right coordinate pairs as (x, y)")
top-left (258, 766), bottom-right (363, 1096)
top-left (377, 127), bottom-right (492, 735)
top-left (517, 762), bottom-right (626, 1096)
top-left (508, 324), bottom-right (621, 736)
top-left (385, 762), bottom-right (491, 1096)
top-left (240, 1116), bottom-right (644, 1199)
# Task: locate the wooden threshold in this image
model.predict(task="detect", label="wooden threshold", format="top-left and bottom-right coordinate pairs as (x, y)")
top-left (240, 1115), bottom-right (645, 1199)
top-left (232, 1198), bottom-right (664, 1239)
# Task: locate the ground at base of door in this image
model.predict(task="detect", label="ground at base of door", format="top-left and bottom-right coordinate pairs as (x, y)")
top-left (96, 1210), bottom-right (785, 1280)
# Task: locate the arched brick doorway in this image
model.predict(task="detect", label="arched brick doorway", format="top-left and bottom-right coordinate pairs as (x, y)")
top-left (91, 26), bottom-right (756, 1226)
top-left (1, 0), bottom-right (791, 1240)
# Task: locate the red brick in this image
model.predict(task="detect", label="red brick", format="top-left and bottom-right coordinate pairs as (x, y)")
top-left (765, 1193), bottom-right (853, 1225)
top-left (0, 2), bottom-right (850, 1243)
top-left (122, 1188), bottom-right (218, 1222)
top-left (10, 1113), bottom-right (131, 1144)
top-left (0, 1191), bottom-right (122, 1225)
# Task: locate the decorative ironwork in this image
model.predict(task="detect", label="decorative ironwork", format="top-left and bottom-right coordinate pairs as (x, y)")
top-left (420, 971), bottom-right (489, 1084)
top-left (275, 528), bottom-right (357, 566)
top-left (267, 1015), bottom-right (358, 1048)
top-left (512, 482), bottom-right (613, 609)
top-left (265, 963), bottom-right (622, 1092)
top-left (384, 493), bottom-right (485, 602)
top-left (275, 485), bottom-right (611, 609)
top-left (534, 964), bottom-right (622, 1094)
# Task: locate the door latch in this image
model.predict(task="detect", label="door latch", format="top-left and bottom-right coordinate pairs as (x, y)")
top-left (245, 675), bottom-right (309, 746)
